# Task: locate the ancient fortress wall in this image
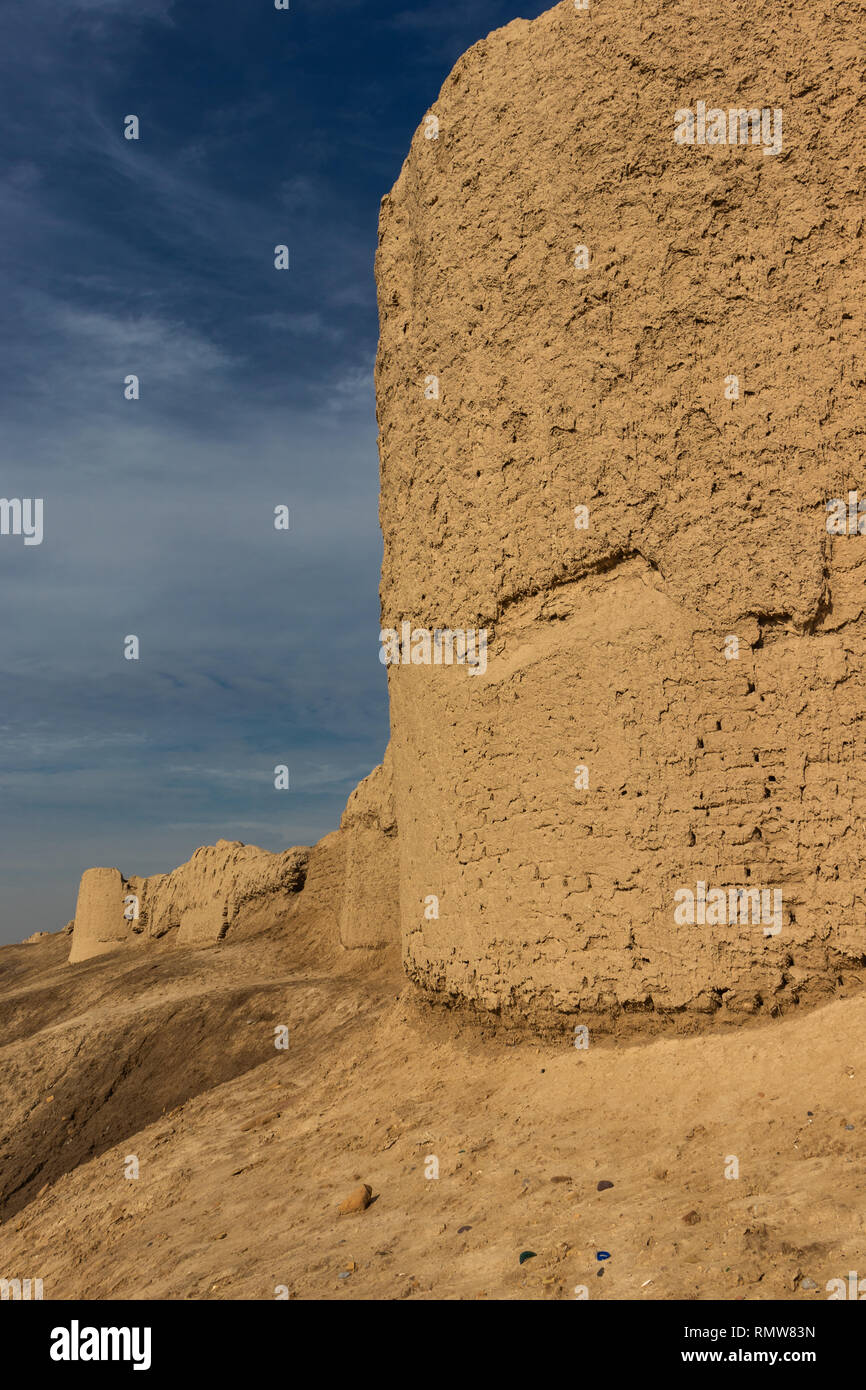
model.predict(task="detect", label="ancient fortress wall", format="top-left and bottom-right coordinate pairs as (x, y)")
top-left (69, 0), bottom-right (865, 1030)
top-left (375, 0), bottom-right (866, 1025)
top-left (68, 751), bottom-right (398, 963)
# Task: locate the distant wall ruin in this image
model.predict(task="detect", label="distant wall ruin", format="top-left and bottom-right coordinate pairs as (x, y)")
top-left (69, 749), bottom-right (399, 963)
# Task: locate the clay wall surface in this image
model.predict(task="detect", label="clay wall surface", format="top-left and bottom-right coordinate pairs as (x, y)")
top-left (374, 0), bottom-right (866, 1023)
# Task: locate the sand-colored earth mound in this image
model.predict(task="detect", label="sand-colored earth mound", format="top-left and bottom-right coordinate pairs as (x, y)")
top-left (0, 925), bottom-right (863, 1299)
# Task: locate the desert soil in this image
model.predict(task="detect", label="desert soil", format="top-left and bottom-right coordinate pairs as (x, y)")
top-left (0, 925), bottom-right (862, 1301)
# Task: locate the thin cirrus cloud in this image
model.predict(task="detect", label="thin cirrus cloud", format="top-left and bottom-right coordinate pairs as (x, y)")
top-left (0, 0), bottom-right (550, 942)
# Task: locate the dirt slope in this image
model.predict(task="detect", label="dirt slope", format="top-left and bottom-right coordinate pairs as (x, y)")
top-left (1, 928), bottom-right (862, 1300)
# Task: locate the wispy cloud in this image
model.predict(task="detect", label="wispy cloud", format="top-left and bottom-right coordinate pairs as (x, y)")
top-left (0, 0), bottom-right (551, 941)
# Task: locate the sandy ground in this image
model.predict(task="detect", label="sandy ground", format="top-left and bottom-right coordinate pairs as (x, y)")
top-left (0, 926), bottom-right (863, 1301)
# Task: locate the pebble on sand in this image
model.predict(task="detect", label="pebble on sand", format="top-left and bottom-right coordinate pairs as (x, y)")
top-left (338, 1183), bottom-right (372, 1216)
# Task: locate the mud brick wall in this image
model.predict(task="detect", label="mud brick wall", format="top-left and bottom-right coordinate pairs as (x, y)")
top-left (69, 755), bottom-right (399, 964)
top-left (375, 0), bottom-right (866, 1026)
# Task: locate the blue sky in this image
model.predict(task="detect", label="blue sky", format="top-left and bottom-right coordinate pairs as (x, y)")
top-left (0, 0), bottom-right (548, 942)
